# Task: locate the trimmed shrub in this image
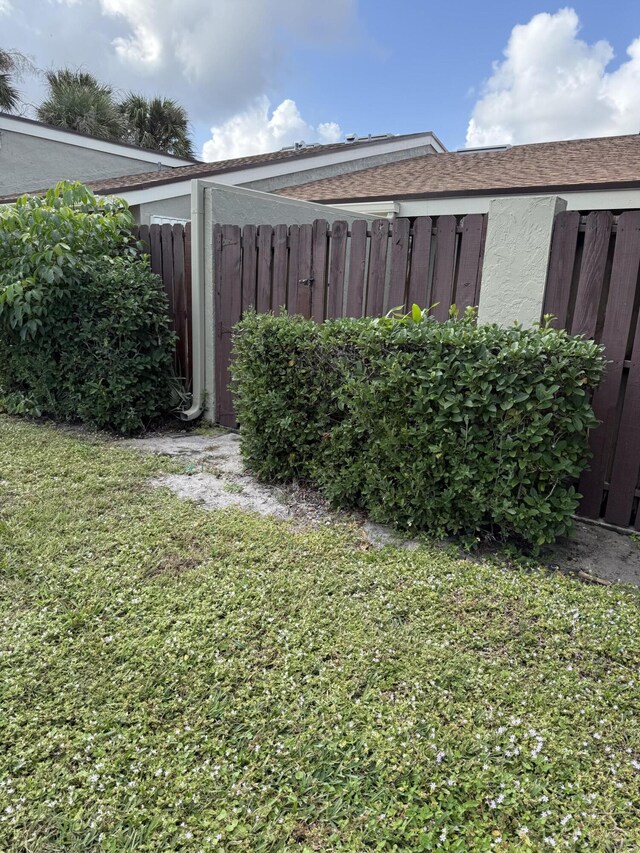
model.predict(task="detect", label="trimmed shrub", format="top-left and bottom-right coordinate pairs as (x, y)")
top-left (0, 181), bottom-right (175, 433)
top-left (232, 309), bottom-right (605, 546)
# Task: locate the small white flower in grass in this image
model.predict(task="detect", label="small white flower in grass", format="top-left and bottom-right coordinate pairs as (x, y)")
top-left (103, 636), bottom-right (114, 644)
top-left (435, 751), bottom-right (445, 764)
top-left (544, 837), bottom-right (556, 846)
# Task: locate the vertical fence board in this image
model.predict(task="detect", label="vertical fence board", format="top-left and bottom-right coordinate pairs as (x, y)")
top-left (149, 224), bottom-right (163, 277)
top-left (406, 217), bottom-right (432, 308)
top-left (311, 219), bottom-right (329, 322)
top-left (172, 224), bottom-right (187, 378)
top-left (388, 217), bottom-right (410, 311)
top-left (578, 210), bottom-right (640, 518)
top-left (346, 219), bottom-right (368, 317)
top-left (327, 220), bottom-right (348, 319)
top-left (297, 224), bottom-right (313, 318)
top-left (215, 225), bottom-right (242, 428)
top-left (241, 225), bottom-right (258, 312)
top-left (256, 225), bottom-right (273, 313)
top-left (272, 224), bottom-right (288, 315)
top-left (136, 224), bottom-right (150, 251)
top-left (287, 225), bottom-right (300, 313)
top-left (543, 211), bottom-right (581, 328)
top-left (454, 214), bottom-right (485, 312)
top-left (366, 219), bottom-right (389, 316)
top-left (430, 215), bottom-right (457, 321)
top-left (160, 224), bottom-right (176, 331)
top-left (605, 308), bottom-right (640, 527)
top-left (571, 211), bottom-right (613, 339)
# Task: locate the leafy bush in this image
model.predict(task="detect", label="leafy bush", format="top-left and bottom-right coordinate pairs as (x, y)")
top-left (233, 309), bottom-right (605, 546)
top-left (0, 181), bottom-right (175, 432)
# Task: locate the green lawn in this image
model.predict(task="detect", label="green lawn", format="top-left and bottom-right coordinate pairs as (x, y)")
top-left (0, 417), bottom-right (639, 852)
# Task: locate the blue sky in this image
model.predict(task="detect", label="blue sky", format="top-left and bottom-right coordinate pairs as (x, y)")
top-left (3, 0), bottom-right (640, 159)
top-left (274, 0), bottom-right (640, 149)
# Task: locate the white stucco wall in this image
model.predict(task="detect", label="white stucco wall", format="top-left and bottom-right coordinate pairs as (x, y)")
top-left (477, 195), bottom-right (566, 328)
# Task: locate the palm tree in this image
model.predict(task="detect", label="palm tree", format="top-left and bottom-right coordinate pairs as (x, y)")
top-left (37, 69), bottom-right (125, 140)
top-left (119, 93), bottom-right (194, 158)
top-left (0, 49), bottom-right (32, 113)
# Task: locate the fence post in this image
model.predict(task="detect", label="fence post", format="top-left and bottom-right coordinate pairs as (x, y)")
top-left (477, 195), bottom-right (567, 327)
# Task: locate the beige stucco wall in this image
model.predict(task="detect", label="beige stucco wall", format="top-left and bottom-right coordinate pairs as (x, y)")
top-left (477, 195), bottom-right (566, 327)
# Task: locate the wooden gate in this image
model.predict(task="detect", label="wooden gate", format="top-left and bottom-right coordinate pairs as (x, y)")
top-left (214, 214), bottom-right (488, 427)
top-left (544, 210), bottom-right (640, 528)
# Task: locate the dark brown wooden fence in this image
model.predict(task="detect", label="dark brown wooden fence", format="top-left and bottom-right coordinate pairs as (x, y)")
top-left (544, 210), bottom-right (640, 529)
top-left (133, 223), bottom-right (192, 385)
top-left (215, 214), bottom-right (487, 427)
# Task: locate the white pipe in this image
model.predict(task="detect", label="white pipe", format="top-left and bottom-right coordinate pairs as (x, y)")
top-left (179, 179), bottom-right (206, 420)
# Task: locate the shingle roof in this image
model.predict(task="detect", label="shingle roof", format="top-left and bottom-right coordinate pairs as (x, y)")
top-left (0, 131), bottom-right (437, 203)
top-left (275, 134), bottom-right (640, 202)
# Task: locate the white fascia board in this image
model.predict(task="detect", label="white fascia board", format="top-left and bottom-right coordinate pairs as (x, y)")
top-left (0, 114), bottom-right (194, 167)
top-left (116, 183), bottom-right (194, 205)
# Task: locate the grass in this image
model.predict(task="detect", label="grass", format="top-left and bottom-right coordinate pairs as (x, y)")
top-left (0, 416), bottom-right (639, 851)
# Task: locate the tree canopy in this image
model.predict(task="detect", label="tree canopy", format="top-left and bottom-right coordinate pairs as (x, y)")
top-left (34, 67), bottom-right (195, 157)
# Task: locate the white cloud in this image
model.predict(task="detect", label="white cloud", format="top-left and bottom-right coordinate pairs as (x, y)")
top-left (2, 0), bottom-right (356, 140)
top-left (466, 8), bottom-right (640, 146)
top-left (202, 96), bottom-right (342, 161)
top-left (93, 0), bottom-right (357, 113)
top-left (0, 0), bottom-right (12, 14)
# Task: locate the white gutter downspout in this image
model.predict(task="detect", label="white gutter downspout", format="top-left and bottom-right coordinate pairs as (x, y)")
top-left (179, 179), bottom-right (206, 420)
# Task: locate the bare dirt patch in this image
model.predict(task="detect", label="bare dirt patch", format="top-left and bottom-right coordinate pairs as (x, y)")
top-left (122, 429), bottom-right (640, 586)
top-left (123, 431), bottom-right (337, 527)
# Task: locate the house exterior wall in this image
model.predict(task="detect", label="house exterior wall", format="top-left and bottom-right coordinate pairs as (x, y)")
top-left (336, 187), bottom-right (640, 218)
top-left (134, 194), bottom-right (191, 225)
top-left (0, 129), bottom-right (172, 195)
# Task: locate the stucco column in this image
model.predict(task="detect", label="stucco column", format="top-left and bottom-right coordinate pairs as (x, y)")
top-left (477, 195), bottom-right (566, 327)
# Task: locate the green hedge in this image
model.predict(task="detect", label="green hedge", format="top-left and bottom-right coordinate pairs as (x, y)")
top-left (0, 182), bottom-right (175, 433)
top-left (232, 310), bottom-right (605, 546)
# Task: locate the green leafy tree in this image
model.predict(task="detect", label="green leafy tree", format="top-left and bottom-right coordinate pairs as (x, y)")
top-left (36, 69), bottom-right (125, 139)
top-left (119, 93), bottom-right (194, 158)
top-left (0, 181), bottom-right (176, 432)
